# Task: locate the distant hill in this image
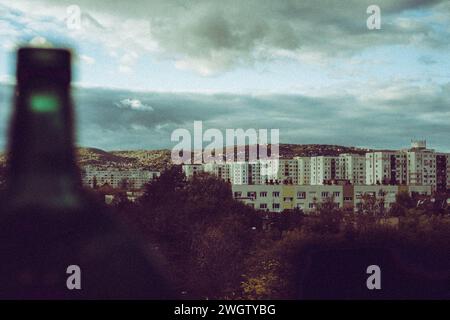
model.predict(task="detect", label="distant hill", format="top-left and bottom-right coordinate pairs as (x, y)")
top-left (77, 148), bottom-right (171, 171)
top-left (80, 144), bottom-right (374, 169)
top-left (76, 147), bottom-right (135, 165)
top-left (0, 144), bottom-right (375, 173)
top-left (216, 144), bottom-right (372, 161)
top-left (277, 144), bottom-right (372, 158)
top-left (110, 149), bottom-right (172, 171)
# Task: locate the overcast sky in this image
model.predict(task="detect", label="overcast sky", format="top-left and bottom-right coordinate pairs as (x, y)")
top-left (0, 0), bottom-right (449, 151)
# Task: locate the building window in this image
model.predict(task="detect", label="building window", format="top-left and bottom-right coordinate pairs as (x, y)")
top-left (273, 192), bottom-right (280, 197)
top-left (272, 203), bottom-right (280, 209)
top-left (333, 192), bottom-right (340, 197)
top-left (234, 192), bottom-right (242, 198)
top-left (321, 192), bottom-right (329, 198)
top-left (260, 203), bottom-right (267, 209)
top-left (297, 192), bottom-right (306, 199)
top-left (260, 191), bottom-right (267, 197)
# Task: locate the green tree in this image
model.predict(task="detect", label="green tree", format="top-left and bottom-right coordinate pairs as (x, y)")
top-left (390, 191), bottom-right (416, 216)
top-left (126, 169), bottom-right (260, 299)
top-left (305, 197), bottom-right (343, 234)
top-left (112, 191), bottom-right (131, 210)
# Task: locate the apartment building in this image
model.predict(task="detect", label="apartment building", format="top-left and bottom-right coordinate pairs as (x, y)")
top-left (233, 184), bottom-right (284, 211)
top-left (203, 162), bottom-right (231, 182)
top-left (310, 156), bottom-right (341, 185)
top-left (232, 184), bottom-right (432, 213)
top-left (181, 141), bottom-right (450, 192)
top-left (406, 148), bottom-right (437, 187)
top-left (436, 153), bottom-right (450, 193)
top-left (259, 159), bottom-right (279, 183)
top-left (296, 156), bottom-right (311, 185)
top-left (230, 162), bottom-right (251, 184)
top-left (339, 154), bottom-right (366, 185)
top-left (230, 159), bottom-right (299, 185)
top-left (233, 184), bottom-right (344, 213)
top-left (282, 159), bottom-right (299, 184)
top-left (404, 141), bottom-right (450, 193)
top-left (82, 165), bottom-right (160, 189)
top-left (365, 151), bottom-right (407, 185)
top-left (182, 164), bottom-right (204, 179)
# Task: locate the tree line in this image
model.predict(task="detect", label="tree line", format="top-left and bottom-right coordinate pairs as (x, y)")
top-left (110, 166), bottom-right (450, 299)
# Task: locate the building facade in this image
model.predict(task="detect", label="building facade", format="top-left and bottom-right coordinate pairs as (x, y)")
top-left (339, 153), bottom-right (366, 185)
top-left (182, 164), bottom-right (204, 179)
top-left (310, 156), bottom-right (341, 185)
top-left (82, 166), bottom-right (160, 190)
top-left (296, 156), bottom-right (311, 185)
top-left (232, 184), bottom-right (432, 213)
top-left (365, 151), bottom-right (407, 185)
top-left (181, 141), bottom-right (450, 192)
top-left (203, 162), bottom-right (231, 182)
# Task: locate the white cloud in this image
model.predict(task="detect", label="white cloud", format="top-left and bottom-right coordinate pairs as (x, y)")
top-left (29, 36), bottom-right (53, 47)
top-left (2, 41), bottom-right (16, 51)
top-left (79, 54), bottom-right (95, 65)
top-left (118, 51), bottom-right (138, 74)
top-left (271, 49), bottom-right (329, 66)
top-left (130, 123), bottom-right (147, 131)
top-left (175, 57), bottom-right (225, 76)
top-left (116, 98), bottom-right (154, 111)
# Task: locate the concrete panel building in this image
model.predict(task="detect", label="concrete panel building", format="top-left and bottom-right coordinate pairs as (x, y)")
top-left (310, 156), bottom-right (341, 185)
top-left (339, 153), bottom-right (366, 185)
top-left (232, 184), bottom-right (432, 213)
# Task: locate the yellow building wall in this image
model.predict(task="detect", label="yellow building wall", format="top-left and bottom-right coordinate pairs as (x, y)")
top-left (398, 185), bottom-right (408, 194)
top-left (282, 185), bottom-right (295, 210)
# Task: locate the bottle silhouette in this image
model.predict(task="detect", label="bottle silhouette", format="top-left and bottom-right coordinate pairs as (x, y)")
top-left (0, 47), bottom-right (174, 299)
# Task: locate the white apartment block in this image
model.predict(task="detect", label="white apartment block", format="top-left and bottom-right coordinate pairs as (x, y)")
top-left (404, 141), bottom-right (450, 192)
top-left (203, 162), bottom-right (231, 182)
top-left (182, 164), bottom-right (204, 179)
top-left (230, 162), bottom-right (250, 185)
top-left (365, 151), bottom-right (407, 185)
top-left (232, 159), bottom-right (299, 185)
top-left (280, 159), bottom-right (299, 184)
top-left (296, 157), bottom-right (311, 185)
top-left (339, 154), bottom-right (366, 185)
top-left (181, 141), bottom-right (450, 192)
top-left (184, 161), bottom-right (255, 185)
top-left (248, 161), bottom-right (263, 185)
top-left (82, 166), bottom-right (160, 190)
top-left (259, 159), bottom-right (281, 184)
top-left (310, 156), bottom-right (341, 185)
top-left (365, 141), bottom-right (450, 192)
top-left (406, 149), bottom-right (437, 187)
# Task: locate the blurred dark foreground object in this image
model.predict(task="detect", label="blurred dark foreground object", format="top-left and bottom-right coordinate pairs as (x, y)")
top-left (297, 246), bottom-right (450, 299)
top-left (0, 48), bottom-right (175, 299)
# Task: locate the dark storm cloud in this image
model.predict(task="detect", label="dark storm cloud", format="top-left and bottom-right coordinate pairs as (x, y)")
top-left (11, 0), bottom-right (450, 74)
top-left (0, 83), bottom-right (449, 151)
